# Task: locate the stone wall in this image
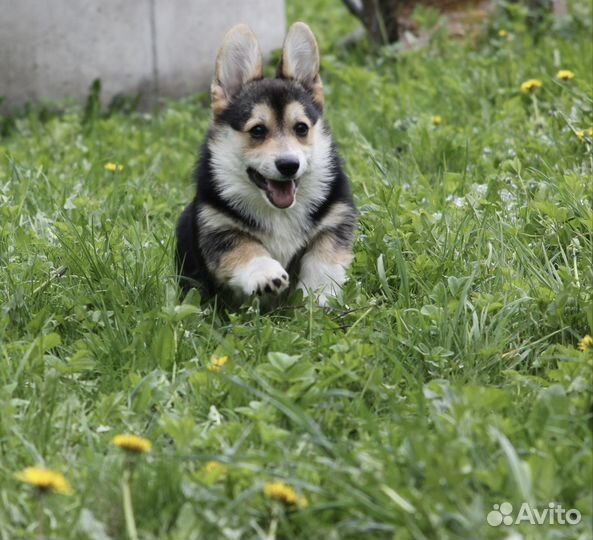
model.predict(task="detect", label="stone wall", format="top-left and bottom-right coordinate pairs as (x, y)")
top-left (0, 0), bottom-right (285, 113)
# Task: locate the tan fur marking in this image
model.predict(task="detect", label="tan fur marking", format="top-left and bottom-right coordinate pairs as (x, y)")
top-left (311, 76), bottom-right (325, 108)
top-left (219, 242), bottom-right (270, 281)
top-left (211, 84), bottom-right (228, 116)
top-left (309, 234), bottom-right (353, 267)
top-left (284, 102), bottom-right (308, 125)
top-left (244, 104), bottom-right (275, 132)
top-left (283, 102), bottom-right (313, 136)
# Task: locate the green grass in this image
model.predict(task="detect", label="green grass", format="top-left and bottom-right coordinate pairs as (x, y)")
top-left (1, 2), bottom-right (592, 539)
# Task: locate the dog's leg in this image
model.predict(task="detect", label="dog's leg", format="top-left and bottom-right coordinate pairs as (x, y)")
top-left (201, 230), bottom-right (289, 297)
top-left (298, 232), bottom-right (354, 307)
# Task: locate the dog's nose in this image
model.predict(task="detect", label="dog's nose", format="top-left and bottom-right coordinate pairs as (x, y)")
top-left (275, 157), bottom-right (300, 177)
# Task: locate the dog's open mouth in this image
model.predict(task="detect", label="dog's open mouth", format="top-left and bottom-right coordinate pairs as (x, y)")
top-left (247, 168), bottom-right (297, 209)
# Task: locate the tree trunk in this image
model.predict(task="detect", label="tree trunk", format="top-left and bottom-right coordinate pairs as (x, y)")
top-left (360, 0), bottom-right (400, 44)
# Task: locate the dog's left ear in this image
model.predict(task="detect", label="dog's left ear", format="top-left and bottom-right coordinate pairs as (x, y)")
top-left (278, 22), bottom-right (324, 108)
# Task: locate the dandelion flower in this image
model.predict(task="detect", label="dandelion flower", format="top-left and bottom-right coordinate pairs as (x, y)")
top-left (520, 79), bottom-right (542, 93)
top-left (556, 69), bottom-right (575, 81)
top-left (577, 335), bottom-right (593, 352)
top-left (111, 434), bottom-right (152, 453)
top-left (264, 481), bottom-right (308, 508)
top-left (15, 467), bottom-right (72, 495)
top-left (207, 356), bottom-right (229, 372)
top-left (431, 115), bottom-right (443, 126)
top-left (204, 461), bottom-right (228, 478)
top-left (104, 162), bottom-right (124, 172)
top-left (575, 130), bottom-right (585, 140)
top-left (498, 29), bottom-right (508, 38)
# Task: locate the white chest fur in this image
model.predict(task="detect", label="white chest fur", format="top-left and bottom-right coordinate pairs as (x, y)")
top-left (253, 208), bottom-right (311, 267)
top-left (197, 200), bottom-right (313, 269)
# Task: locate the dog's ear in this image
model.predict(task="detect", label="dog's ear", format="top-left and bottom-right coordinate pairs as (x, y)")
top-left (278, 22), bottom-right (323, 108)
top-left (211, 24), bottom-right (263, 115)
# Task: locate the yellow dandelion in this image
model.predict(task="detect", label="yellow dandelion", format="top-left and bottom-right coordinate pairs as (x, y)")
top-left (204, 461), bottom-right (228, 477)
top-left (556, 69), bottom-right (575, 81)
top-left (205, 461), bottom-right (221, 474)
top-left (520, 79), bottom-right (542, 93)
top-left (111, 434), bottom-right (152, 453)
top-left (264, 482), bottom-right (299, 505)
top-left (263, 481), bottom-right (308, 508)
top-left (575, 130), bottom-right (585, 140)
top-left (207, 355), bottom-right (229, 372)
top-left (577, 335), bottom-right (593, 352)
top-left (104, 162), bottom-right (124, 172)
top-left (15, 467), bottom-right (72, 495)
top-left (431, 115), bottom-right (443, 126)
top-left (498, 29), bottom-right (508, 38)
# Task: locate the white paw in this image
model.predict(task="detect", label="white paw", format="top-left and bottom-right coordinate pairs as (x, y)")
top-left (298, 287), bottom-right (331, 307)
top-left (229, 256), bottom-right (289, 297)
top-left (297, 282), bottom-right (337, 307)
top-left (298, 262), bottom-right (347, 307)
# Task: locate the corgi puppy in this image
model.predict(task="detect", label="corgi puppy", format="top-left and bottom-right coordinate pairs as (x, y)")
top-left (175, 22), bottom-right (357, 306)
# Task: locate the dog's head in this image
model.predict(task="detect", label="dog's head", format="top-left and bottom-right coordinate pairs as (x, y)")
top-left (208, 23), bottom-right (332, 212)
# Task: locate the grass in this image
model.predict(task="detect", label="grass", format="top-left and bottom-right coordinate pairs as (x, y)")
top-left (0, 1), bottom-right (592, 539)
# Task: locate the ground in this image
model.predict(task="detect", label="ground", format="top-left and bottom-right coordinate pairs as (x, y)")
top-left (0, 1), bottom-right (591, 539)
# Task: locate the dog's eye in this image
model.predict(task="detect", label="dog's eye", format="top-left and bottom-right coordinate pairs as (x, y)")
top-left (294, 123), bottom-right (309, 137)
top-left (249, 125), bottom-right (267, 140)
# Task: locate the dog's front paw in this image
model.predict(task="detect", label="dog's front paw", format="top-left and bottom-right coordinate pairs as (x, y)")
top-left (297, 261), bottom-right (348, 307)
top-left (229, 256), bottom-right (289, 296)
top-left (297, 282), bottom-right (335, 308)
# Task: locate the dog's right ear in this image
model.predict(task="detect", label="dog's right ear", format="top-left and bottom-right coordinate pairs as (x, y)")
top-left (211, 24), bottom-right (263, 116)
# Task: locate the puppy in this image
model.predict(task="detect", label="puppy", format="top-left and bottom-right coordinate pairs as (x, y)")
top-left (175, 22), bottom-right (357, 307)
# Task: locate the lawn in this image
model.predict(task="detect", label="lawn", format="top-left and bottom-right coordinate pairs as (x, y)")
top-left (0, 1), bottom-right (592, 539)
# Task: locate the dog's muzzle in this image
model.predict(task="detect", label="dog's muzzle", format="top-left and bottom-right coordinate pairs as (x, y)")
top-left (247, 167), bottom-right (298, 209)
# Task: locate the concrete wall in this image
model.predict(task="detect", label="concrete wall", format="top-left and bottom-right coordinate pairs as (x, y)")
top-left (0, 0), bottom-right (285, 113)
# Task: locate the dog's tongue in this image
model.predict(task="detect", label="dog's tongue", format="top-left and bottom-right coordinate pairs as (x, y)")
top-left (266, 179), bottom-right (296, 209)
